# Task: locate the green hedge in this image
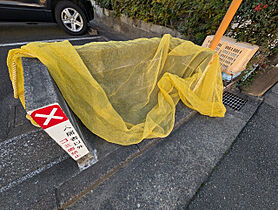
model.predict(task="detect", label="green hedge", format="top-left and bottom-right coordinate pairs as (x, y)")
top-left (95, 0), bottom-right (278, 63)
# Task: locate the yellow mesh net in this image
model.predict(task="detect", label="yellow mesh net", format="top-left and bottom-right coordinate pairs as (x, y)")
top-left (7, 34), bottom-right (226, 145)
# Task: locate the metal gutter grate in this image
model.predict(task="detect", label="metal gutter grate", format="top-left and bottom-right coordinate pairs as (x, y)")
top-left (222, 92), bottom-right (247, 111)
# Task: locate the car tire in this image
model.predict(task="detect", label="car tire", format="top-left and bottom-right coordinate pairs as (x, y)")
top-left (55, 0), bottom-right (88, 35)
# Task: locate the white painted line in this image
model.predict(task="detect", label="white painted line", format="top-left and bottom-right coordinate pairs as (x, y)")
top-left (0, 154), bottom-right (68, 193)
top-left (0, 129), bottom-right (39, 147)
top-left (0, 36), bottom-right (103, 47)
top-left (102, 36), bottom-right (111, 42)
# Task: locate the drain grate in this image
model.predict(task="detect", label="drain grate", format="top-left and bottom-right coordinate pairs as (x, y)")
top-left (222, 92), bottom-right (247, 111)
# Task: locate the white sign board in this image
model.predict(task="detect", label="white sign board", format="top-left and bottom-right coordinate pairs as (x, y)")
top-left (28, 103), bottom-right (89, 160)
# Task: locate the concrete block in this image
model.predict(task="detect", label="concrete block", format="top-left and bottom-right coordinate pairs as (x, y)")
top-left (270, 82), bottom-right (278, 95)
top-left (67, 110), bottom-right (246, 209)
top-left (56, 145), bottom-right (139, 209)
top-left (66, 94), bottom-right (261, 209)
top-left (22, 57), bottom-right (96, 169)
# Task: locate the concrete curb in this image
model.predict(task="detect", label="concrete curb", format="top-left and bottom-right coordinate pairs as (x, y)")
top-left (90, 1), bottom-right (185, 39)
top-left (22, 58), bottom-right (97, 169)
top-left (56, 104), bottom-right (196, 209)
top-left (66, 91), bottom-right (263, 209)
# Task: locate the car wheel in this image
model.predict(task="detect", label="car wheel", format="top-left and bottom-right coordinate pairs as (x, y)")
top-left (55, 1), bottom-right (88, 35)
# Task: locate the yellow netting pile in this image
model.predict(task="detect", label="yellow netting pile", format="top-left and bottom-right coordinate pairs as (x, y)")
top-left (7, 34), bottom-right (226, 145)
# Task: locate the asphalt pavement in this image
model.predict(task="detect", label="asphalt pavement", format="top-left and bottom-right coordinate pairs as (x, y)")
top-left (188, 84), bottom-right (278, 209)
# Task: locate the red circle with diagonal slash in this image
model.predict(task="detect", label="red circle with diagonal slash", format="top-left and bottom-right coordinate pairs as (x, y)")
top-left (30, 104), bottom-right (68, 129)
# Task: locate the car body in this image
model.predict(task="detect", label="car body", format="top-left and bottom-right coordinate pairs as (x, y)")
top-left (0, 0), bottom-right (94, 35)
